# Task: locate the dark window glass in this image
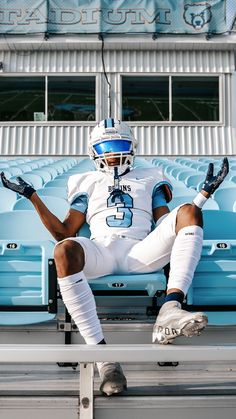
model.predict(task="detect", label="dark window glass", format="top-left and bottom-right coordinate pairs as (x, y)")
top-left (172, 77), bottom-right (219, 121)
top-left (0, 77), bottom-right (45, 121)
top-left (122, 76), bottom-right (169, 121)
top-left (48, 77), bottom-right (96, 121)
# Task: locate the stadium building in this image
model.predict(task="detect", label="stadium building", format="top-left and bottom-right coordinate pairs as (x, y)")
top-left (0, 0), bottom-right (235, 156)
top-left (0, 1), bottom-right (236, 419)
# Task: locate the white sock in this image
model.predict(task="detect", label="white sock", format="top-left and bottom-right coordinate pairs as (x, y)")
top-left (58, 271), bottom-right (104, 344)
top-left (168, 225), bottom-right (203, 296)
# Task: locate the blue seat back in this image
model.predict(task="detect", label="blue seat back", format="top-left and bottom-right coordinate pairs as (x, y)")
top-left (187, 211), bottom-right (236, 325)
top-left (213, 187), bottom-right (236, 211)
top-left (0, 188), bottom-right (18, 213)
top-left (37, 187), bottom-right (68, 199)
top-left (44, 179), bottom-right (68, 188)
top-left (0, 211), bottom-right (57, 325)
top-left (12, 196), bottom-right (70, 220)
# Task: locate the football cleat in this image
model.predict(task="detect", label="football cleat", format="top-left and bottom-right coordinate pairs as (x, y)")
top-left (88, 118), bottom-right (138, 175)
top-left (97, 362), bottom-right (127, 396)
top-left (152, 301), bottom-right (208, 345)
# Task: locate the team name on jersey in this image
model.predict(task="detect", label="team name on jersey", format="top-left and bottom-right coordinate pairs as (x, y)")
top-left (108, 185), bottom-right (131, 192)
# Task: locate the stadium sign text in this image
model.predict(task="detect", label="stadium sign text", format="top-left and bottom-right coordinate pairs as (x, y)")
top-left (0, 0), bottom-right (228, 34)
top-left (0, 8), bottom-right (171, 27)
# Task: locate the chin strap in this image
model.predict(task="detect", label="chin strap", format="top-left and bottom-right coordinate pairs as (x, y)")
top-left (111, 167), bottom-right (124, 202)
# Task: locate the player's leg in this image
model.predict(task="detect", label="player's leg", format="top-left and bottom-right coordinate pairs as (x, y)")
top-left (54, 238), bottom-right (127, 395)
top-left (125, 203), bottom-right (207, 344)
top-left (153, 204), bottom-right (207, 344)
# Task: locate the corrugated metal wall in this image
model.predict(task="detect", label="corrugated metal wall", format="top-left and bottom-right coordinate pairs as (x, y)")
top-left (0, 125), bottom-right (232, 156)
top-left (1, 49), bottom-right (234, 74)
top-left (0, 48), bottom-right (235, 156)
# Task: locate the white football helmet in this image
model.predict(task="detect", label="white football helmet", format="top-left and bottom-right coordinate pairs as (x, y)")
top-left (88, 118), bottom-right (138, 175)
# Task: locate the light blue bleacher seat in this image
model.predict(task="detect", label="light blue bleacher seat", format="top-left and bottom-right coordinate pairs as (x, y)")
top-left (0, 211), bottom-right (57, 325)
top-left (25, 161), bottom-right (40, 170)
top-left (12, 195), bottom-right (70, 220)
top-left (50, 164), bottom-right (64, 175)
top-left (6, 160), bottom-right (19, 167)
top-left (66, 158), bottom-right (96, 174)
top-left (187, 210), bottom-right (236, 325)
top-left (168, 196), bottom-right (219, 211)
top-left (186, 162), bottom-right (201, 169)
top-left (170, 167), bottom-right (191, 180)
top-left (177, 170), bottom-right (199, 183)
top-left (0, 188), bottom-right (18, 212)
top-left (10, 173), bottom-right (44, 190)
top-left (41, 166), bottom-right (58, 178)
top-left (172, 187), bottom-right (196, 198)
top-left (53, 174), bottom-right (70, 180)
top-left (196, 164), bottom-right (209, 172)
top-left (0, 163), bottom-right (10, 170)
top-left (229, 173), bottom-right (236, 183)
top-left (6, 166), bottom-right (24, 176)
top-left (44, 178), bottom-right (68, 188)
top-left (37, 187), bottom-right (68, 199)
top-left (31, 169), bottom-right (52, 184)
top-left (213, 187), bottom-right (236, 211)
top-left (185, 174), bottom-right (205, 189)
top-left (198, 157), bottom-right (214, 163)
top-left (1, 167), bottom-right (24, 177)
top-left (133, 157), bottom-right (154, 168)
top-left (17, 164), bottom-right (33, 173)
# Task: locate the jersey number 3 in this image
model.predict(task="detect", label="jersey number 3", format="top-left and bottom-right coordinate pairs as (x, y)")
top-left (106, 193), bottom-right (133, 227)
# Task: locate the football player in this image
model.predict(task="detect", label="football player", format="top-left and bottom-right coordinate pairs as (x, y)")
top-left (1, 118), bottom-right (229, 396)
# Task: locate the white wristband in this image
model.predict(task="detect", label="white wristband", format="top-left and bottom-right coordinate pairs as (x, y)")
top-left (192, 192), bottom-right (208, 209)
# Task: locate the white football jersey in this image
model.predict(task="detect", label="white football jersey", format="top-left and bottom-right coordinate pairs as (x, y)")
top-left (67, 167), bottom-right (172, 241)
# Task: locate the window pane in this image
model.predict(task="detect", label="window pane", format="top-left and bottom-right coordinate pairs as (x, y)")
top-left (48, 77), bottom-right (96, 121)
top-left (122, 76), bottom-right (169, 121)
top-left (0, 77), bottom-right (45, 121)
top-left (172, 77), bottom-right (219, 121)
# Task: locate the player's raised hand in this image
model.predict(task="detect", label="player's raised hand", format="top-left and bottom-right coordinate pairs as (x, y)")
top-left (201, 157), bottom-right (229, 196)
top-left (0, 172), bottom-right (36, 199)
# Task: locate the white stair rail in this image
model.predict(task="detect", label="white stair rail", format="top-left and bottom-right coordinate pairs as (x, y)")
top-left (0, 344), bottom-right (236, 363)
top-left (1, 344), bottom-right (236, 419)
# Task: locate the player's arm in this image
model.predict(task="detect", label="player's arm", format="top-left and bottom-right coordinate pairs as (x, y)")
top-left (152, 184), bottom-right (170, 224)
top-left (0, 172), bottom-right (86, 241)
top-left (30, 193), bottom-right (86, 241)
top-left (153, 205), bottom-right (170, 223)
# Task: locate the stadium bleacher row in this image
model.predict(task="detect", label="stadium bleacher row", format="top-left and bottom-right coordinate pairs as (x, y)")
top-left (0, 156), bottom-right (236, 328)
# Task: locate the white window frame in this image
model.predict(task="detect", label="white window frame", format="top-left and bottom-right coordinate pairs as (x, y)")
top-left (119, 73), bottom-right (224, 126)
top-left (0, 73), bottom-right (99, 125)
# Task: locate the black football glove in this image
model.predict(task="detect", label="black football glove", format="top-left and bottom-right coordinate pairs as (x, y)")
top-left (1, 172), bottom-right (36, 199)
top-left (202, 157), bottom-right (229, 195)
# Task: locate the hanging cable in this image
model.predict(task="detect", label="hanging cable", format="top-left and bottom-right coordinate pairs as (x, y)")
top-left (99, 34), bottom-right (112, 117)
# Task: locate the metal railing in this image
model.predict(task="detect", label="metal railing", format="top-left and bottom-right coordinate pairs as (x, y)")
top-left (1, 343), bottom-right (236, 419)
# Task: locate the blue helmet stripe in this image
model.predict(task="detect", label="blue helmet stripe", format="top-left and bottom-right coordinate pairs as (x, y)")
top-left (104, 118), bottom-right (114, 128)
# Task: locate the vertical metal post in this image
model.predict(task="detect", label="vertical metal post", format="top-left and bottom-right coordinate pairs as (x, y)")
top-left (79, 362), bottom-right (94, 419)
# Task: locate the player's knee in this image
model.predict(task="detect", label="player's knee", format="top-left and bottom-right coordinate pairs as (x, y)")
top-left (177, 203), bottom-right (203, 228)
top-left (54, 239), bottom-right (84, 267)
